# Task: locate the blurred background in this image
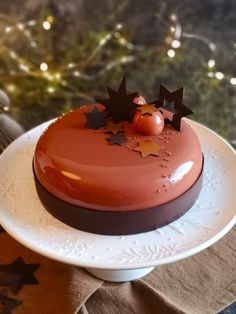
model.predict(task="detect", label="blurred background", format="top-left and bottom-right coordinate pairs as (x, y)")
top-left (0, 0), bottom-right (236, 147)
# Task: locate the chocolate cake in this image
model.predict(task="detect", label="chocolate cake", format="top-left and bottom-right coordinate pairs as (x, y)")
top-left (33, 79), bottom-right (203, 235)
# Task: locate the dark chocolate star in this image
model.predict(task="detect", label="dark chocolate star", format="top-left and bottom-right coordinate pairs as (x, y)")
top-left (96, 77), bottom-right (139, 123)
top-left (106, 133), bottom-right (127, 145)
top-left (0, 257), bottom-right (40, 294)
top-left (151, 84), bottom-right (193, 131)
top-left (163, 100), bottom-right (177, 114)
top-left (0, 226), bottom-right (5, 233)
top-left (84, 106), bottom-right (107, 130)
top-left (0, 289), bottom-right (22, 314)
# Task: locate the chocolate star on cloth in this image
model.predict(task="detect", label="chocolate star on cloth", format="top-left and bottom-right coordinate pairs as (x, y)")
top-left (0, 289), bottom-right (22, 314)
top-left (0, 257), bottom-right (39, 294)
top-left (0, 227), bottom-right (236, 313)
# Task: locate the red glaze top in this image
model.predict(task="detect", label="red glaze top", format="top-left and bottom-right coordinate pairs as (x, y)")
top-left (33, 104), bottom-right (203, 212)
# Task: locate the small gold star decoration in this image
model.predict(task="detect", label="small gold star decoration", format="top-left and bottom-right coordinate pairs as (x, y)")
top-left (133, 140), bottom-right (163, 157)
top-left (137, 104), bottom-right (157, 115)
top-left (105, 120), bottom-right (124, 134)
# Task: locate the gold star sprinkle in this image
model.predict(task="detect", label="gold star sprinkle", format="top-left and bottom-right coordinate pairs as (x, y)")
top-left (105, 120), bottom-right (124, 134)
top-left (133, 140), bottom-right (163, 158)
top-left (137, 104), bottom-right (157, 115)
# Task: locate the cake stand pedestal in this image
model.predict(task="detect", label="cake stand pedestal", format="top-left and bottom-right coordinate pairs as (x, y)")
top-left (85, 267), bottom-right (155, 282)
top-left (0, 120), bottom-right (236, 282)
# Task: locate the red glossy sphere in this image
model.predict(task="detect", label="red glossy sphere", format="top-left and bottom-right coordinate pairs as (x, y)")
top-left (133, 110), bottom-right (164, 136)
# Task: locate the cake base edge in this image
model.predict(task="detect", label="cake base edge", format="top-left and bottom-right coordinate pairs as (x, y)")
top-left (32, 157), bottom-right (204, 235)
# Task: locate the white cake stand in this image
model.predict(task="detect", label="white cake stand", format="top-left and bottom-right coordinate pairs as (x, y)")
top-left (0, 120), bottom-right (236, 282)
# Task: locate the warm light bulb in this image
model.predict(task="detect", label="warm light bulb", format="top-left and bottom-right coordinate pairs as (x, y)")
top-left (43, 72), bottom-right (53, 80)
top-left (47, 16), bottom-right (54, 23)
top-left (209, 42), bottom-right (216, 52)
top-left (43, 21), bottom-right (51, 30)
top-left (40, 62), bottom-right (48, 72)
top-left (27, 20), bottom-right (36, 26)
top-left (100, 34), bottom-right (112, 46)
top-left (171, 40), bottom-right (181, 48)
top-left (170, 14), bottom-right (177, 21)
top-left (116, 23), bottom-right (123, 30)
top-left (54, 72), bottom-right (61, 80)
top-left (6, 84), bottom-right (16, 92)
top-left (165, 37), bottom-right (172, 44)
top-left (215, 72), bottom-right (224, 80)
top-left (19, 64), bottom-right (29, 72)
top-left (230, 78), bottom-right (236, 85)
top-left (47, 87), bottom-right (55, 93)
top-left (167, 49), bottom-right (175, 58)
top-left (17, 23), bottom-right (24, 30)
top-left (207, 59), bottom-right (215, 68)
top-left (31, 41), bottom-right (37, 48)
top-left (9, 51), bottom-right (17, 59)
top-left (67, 63), bottom-right (75, 68)
top-left (73, 71), bottom-right (81, 77)
top-left (4, 26), bottom-right (12, 33)
top-left (118, 37), bottom-right (128, 45)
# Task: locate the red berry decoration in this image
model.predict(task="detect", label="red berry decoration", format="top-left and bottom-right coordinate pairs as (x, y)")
top-left (132, 108), bottom-right (164, 136)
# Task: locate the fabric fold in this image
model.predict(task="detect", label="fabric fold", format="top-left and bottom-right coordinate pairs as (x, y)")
top-left (0, 226), bottom-right (236, 314)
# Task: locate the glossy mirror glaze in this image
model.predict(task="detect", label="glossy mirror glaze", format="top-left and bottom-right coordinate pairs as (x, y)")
top-left (33, 105), bottom-right (203, 212)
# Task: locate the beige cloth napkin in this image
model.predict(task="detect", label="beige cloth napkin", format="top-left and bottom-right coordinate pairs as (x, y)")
top-left (0, 226), bottom-right (236, 314)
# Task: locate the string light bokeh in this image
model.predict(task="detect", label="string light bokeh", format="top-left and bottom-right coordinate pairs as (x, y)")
top-left (1, 12), bottom-right (235, 97)
top-left (0, 4), bottom-right (235, 147)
